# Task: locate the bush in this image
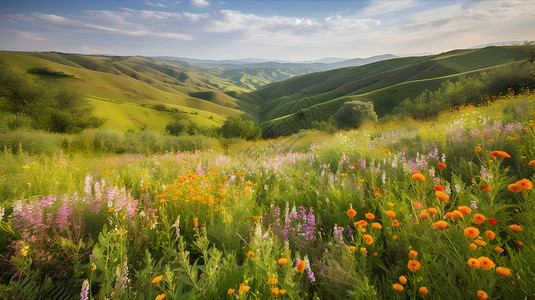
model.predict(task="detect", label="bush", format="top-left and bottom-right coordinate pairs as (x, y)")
top-left (333, 100), bottom-right (377, 129)
top-left (221, 116), bottom-right (262, 140)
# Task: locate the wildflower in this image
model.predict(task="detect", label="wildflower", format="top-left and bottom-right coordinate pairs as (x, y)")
top-left (375, 193), bottom-right (381, 198)
top-left (409, 250), bottom-right (418, 258)
top-left (399, 276), bottom-right (407, 284)
top-left (428, 208), bottom-right (437, 215)
top-left (363, 234), bottom-right (373, 245)
top-left (489, 151), bottom-right (511, 158)
top-left (477, 256), bottom-right (495, 270)
top-left (496, 267), bottom-right (511, 277)
top-left (418, 212), bottom-right (429, 219)
top-left (108, 207), bottom-right (114, 213)
top-left (91, 263), bottom-right (97, 271)
top-left (435, 191), bottom-right (449, 202)
top-left (349, 246), bottom-right (357, 252)
top-left (392, 235), bottom-right (398, 240)
top-left (509, 224), bottom-right (523, 232)
top-left (246, 251), bottom-right (254, 259)
top-left (193, 218), bottom-right (199, 230)
top-left (365, 213), bottom-right (375, 219)
top-left (469, 243), bottom-right (477, 250)
top-left (385, 210), bottom-right (396, 218)
top-left (475, 146), bottom-right (482, 152)
top-left (468, 258), bottom-right (481, 269)
top-left (407, 260), bottom-right (421, 272)
top-left (347, 208), bottom-right (357, 217)
top-left (372, 222), bottom-right (382, 229)
top-left (355, 220), bottom-right (368, 227)
top-left (227, 288), bottom-right (235, 295)
top-left (485, 230), bottom-right (496, 240)
top-left (437, 162), bottom-right (447, 169)
top-left (508, 183), bottom-right (522, 192)
top-left (473, 213), bottom-right (486, 225)
top-left (388, 202), bottom-right (395, 207)
top-left (458, 206), bottom-right (472, 215)
top-left (433, 185), bottom-right (444, 191)
top-left (296, 260), bottom-right (306, 273)
top-left (278, 258), bottom-right (288, 266)
top-left (433, 221), bottom-right (448, 229)
top-left (393, 283), bottom-right (404, 292)
top-left (474, 239), bottom-right (487, 247)
top-left (155, 294), bottom-right (165, 300)
top-left (477, 290), bottom-right (488, 300)
top-left (449, 210), bottom-right (463, 219)
top-left (253, 216), bottom-right (260, 222)
top-left (392, 220), bottom-right (400, 227)
top-left (271, 287), bottom-right (280, 295)
top-left (360, 247), bottom-right (368, 254)
top-left (268, 274), bottom-right (278, 285)
top-left (412, 173), bottom-right (425, 181)
top-left (239, 283), bottom-right (251, 293)
top-left (464, 227), bottom-right (480, 239)
top-left (152, 275), bottom-right (163, 284)
top-left (80, 279), bottom-right (89, 300)
top-left (419, 287), bottom-right (428, 295)
top-left (516, 179), bottom-right (532, 190)
top-left (279, 289), bottom-right (286, 294)
top-left (480, 185), bottom-right (492, 193)
top-left (495, 246), bottom-right (504, 254)
top-left (529, 160), bottom-right (535, 166)
top-left (516, 239), bottom-right (523, 246)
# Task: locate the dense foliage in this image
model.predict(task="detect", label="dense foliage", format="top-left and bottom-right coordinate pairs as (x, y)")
top-left (333, 100), bottom-right (378, 129)
top-left (221, 116), bottom-right (262, 140)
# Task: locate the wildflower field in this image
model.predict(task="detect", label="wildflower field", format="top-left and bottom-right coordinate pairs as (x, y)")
top-left (1, 92), bottom-right (535, 299)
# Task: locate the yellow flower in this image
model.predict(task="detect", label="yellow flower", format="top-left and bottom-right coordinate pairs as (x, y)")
top-left (349, 246), bottom-right (357, 252)
top-left (278, 257), bottom-right (288, 266)
top-left (464, 227), bottom-right (480, 239)
top-left (246, 251), bottom-right (254, 259)
top-left (399, 276), bottom-right (407, 284)
top-left (152, 275), bottom-right (163, 284)
top-left (393, 283), bottom-right (404, 292)
top-left (91, 263), bottom-right (97, 271)
top-left (496, 267), bottom-right (511, 277)
top-left (155, 294), bottom-right (165, 300)
top-left (227, 288), bottom-right (235, 295)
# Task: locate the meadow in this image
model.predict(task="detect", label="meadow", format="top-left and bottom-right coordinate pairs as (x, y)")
top-left (1, 91), bottom-right (535, 299)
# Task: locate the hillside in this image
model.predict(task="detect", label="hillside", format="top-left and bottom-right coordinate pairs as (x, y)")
top-left (251, 46), bottom-right (532, 137)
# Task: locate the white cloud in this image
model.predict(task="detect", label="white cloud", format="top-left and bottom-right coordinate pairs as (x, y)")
top-left (357, 0), bottom-right (422, 17)
top-left (16, 31), bottom-right (47, 41)
top-left (191, 0), bottom-right (210, 8)
top-left (145, 2), bottom-right (167, 8)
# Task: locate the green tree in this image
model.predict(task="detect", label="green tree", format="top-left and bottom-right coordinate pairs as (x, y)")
top-left (221, 116), bottom-right (261, 140)
top-left (333, 100), bottom-right (377, 130)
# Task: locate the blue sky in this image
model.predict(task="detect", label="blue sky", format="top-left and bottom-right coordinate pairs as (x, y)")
top-left (1, 0), bottom-right (534, 60)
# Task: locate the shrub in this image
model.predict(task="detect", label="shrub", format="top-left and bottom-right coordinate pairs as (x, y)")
top-left (333, 100), bottom-right (377, 129)
top-left (221, 116), bottom-right (262, 140)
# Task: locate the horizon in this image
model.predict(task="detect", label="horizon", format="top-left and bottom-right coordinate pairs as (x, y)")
top-left (0, 0), bottom-right (534, 61)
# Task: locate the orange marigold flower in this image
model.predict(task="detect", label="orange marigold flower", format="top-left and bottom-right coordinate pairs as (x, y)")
top-left (227, 288), bottom-right (235, 295)
top-left (475, 146), bottom-right (482, 152)
top-left (473, 213), bottom-right (486, 225)
top-left (246, 251), bottom-right (254, 259)
top-left (477, 290), bottom-right (488, 300)
top-left (495, 246), bottom-right (504, 254)
top-left (489, 151), bottom-right (511, 158)
top-left (509, 224), bottom-right (523, 232)
top-left (412, 173), bottom-right (426, 181)
top-left (347, 208), bottom-right (357, 217)
top-left (393, 283), bottom-right (404, 292)
top-left (360, 247), bottom-right (368, 254)
top-left (433, 221), bottom-right (448, 229)
top-left (450, 210), bottom-right (463, 219)
top-left (516, 239), bottom-right (523, 246)
top-left (437, 162), bottom-right (447, 169)
top-left (428, 207), bottom-right (437, 215)
top-left (280, 289), bottom-right (286, 295)
top-left (508, 183), bottom-right (522, 192)
top-left (433, 185), bottom-right (444, 191)
top-left (409, 250), bottom-right (418, 258)
top-left (418, 212), bottom-right (429, 219)
top-left (469, 243), bottom-right (477, 250)
top-left (372, 222), bottom-right (382, 229)
top-left (516, 179), bottom-right (533, 190)
top-left (399, 275), bottom-right (407, 284)
top-left (349, 246), bottom-right (357, 252)
top-left (387, 202), bottom-right (395, 207)
top-left (375, 193), bottom-right (382, 198)
top-left (468, 258), bottom-right (481, 269)
top-left (458, 206), bottom-right (472, 215)
top-left (193, 218), bottom-right (199, 229)
top-left (435, 191), bottom-right (449, 202)
top-left (529, 160), bottom-right (535, 166)
top-left (365, 213), bottom-right (375, 219)
top-left (496, 267), bottom-right (511, 277)
top-left (155, 294), bottom-right (166, 300)
top-left (477, 256), bottom-right (496, 270)
top-left (271, 287), bottom-right (280, 295)
top-left (485, 230), bottom-right (496, 240)
top-left (355, 220), bottom-right (368, 227)
top-left (407, 260), bottom-right (421, 272)
top-left (474, 239), bottom-right (487, 247)
top-left (152, 275), bottom-right (163, 284)
top-left (278, 258), bottom-right (288, 266)
top-left (392, 235), bottom-right (398, 240)
top-left (419, 287), bottom-right (428, 295)
top-left (464, 227), bottom-right (480, 239)
top-left (363, 234), bottom-right (374, 245)
top-left (385, 210), bottom-right (396, 218)
top-left (239, 283), bottom-right (251, 293)
top-left (392, 220), bottom-right (400, 227)
top-left (296, 260), bottom-right (306, 273)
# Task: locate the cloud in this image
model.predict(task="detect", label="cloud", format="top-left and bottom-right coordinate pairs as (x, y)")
top-left (357, 0), bottom-right (421, 17)
top-left (144, 2), bottom-right (167, 8)
top-left (191, 0), bottom-right (209, 8)
top-left (16, 31), bottom-right (47, 41)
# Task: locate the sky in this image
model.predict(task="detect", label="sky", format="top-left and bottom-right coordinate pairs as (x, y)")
top-left (0, 0), bottom-right (534, 61)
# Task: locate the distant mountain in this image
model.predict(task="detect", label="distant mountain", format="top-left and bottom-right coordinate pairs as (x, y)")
top-left (470, 41), bottom-right (526, 48)
top-left (328, 54), bottom-right (399, 69)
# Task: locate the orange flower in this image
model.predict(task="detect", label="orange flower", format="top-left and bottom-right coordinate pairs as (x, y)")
top-left (477, 290), bottom-right (488, 300)
top-left (484, 230), bottom-right (496, 240)
top-left (375, 193), bottom-right (381, 198)
top-left (474, 239), bottom-right (487, 247)
top-left (509, 224), bottom-right (523, 232)
top-left (449, 210), bottom-right (463, 219)
top-left (435, 191), bottom-right (449, 202)
top-left (433, 185), bottom-right (444, 191)
top-left (360, 247), bottom-right (368, 254)
top-left (407, 260), bottom-right (421, 272)
top-left (475, 146), bottom-right (482, 152)
top-left (516, 179), bottom-right (533, 190)
top-left (347, 208), bottom-right (357, 217)
top-left (193, 218), bottom-right (199, 230)
top-left (469, 243), bottom-right (477, 250)
top-left (477, 256), bottom-right (496, 270)
top-left (363, 234), bottom-right (374, 245)
top-left (412, 173), bottom-right (426, 181)
top-left (467, 258), bottom-right (481, 269)
top-left (428, 208), bottom-right (437, 215)
top-left (464, 227), bottom-right (480, 239)
top-left (529, 160), bottom-right (535, 166)
top-left (355, 220), bottom-right (368, 227)
top-left (508, 183), bottom-right (522, 192)
top-left (433, 221), bottom-right (448, 229)
top-left (246, 251), bottom-right (254, 259)
top-left (489, 151), bottom-right (511, 158)
top-left (349, 246), bottom-right (357, 252)
top-left (372, 222), bottom-right (382, 229)
top-left (365, 213), bottom-right (375, 220)
top-left (278, 258), bottom-right (288, 266)
top-left (239, 283), bottom-right (251, 293)
top-left (409, 250), bottom-right (418, 258)
top-left (473, 213), bottom-right (486, 225)
top-left (399, 275), bottom-right (407, 284)
top-left (458, 206), bottom-right (472, 215)
top-left (480, 185), bottom-right (492, 193)
top-left (296, 260), bottom-right (306, 273)
top-left (516, 239), bottom-right (523, 246)
top-left (152, 275), bottom-right (163, 284)
top-left (495, 246), bottom-right (504, 254)
top-left (385, 210), bottom-right (396, 218)
top-left (496, 267), bottom-right (511, 277)
top-left (155, 294), bottom-right (166, 300)
top-left (393, 283), bottom-right (404, 292)
top-left (392, 235), bottom-right (398, 240)
top-left (280, 289), bottom-right (286, 295)
top-left (392, 220), bottom-right (400, 227)
top-left (227, 288), bottom-right (235, 295)
top-left (419, 287), bottom-right (428, 295)
top-left (418, 212), bottom-right (429, 219)
top-left (437, 162), bottom-right (447, 169)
